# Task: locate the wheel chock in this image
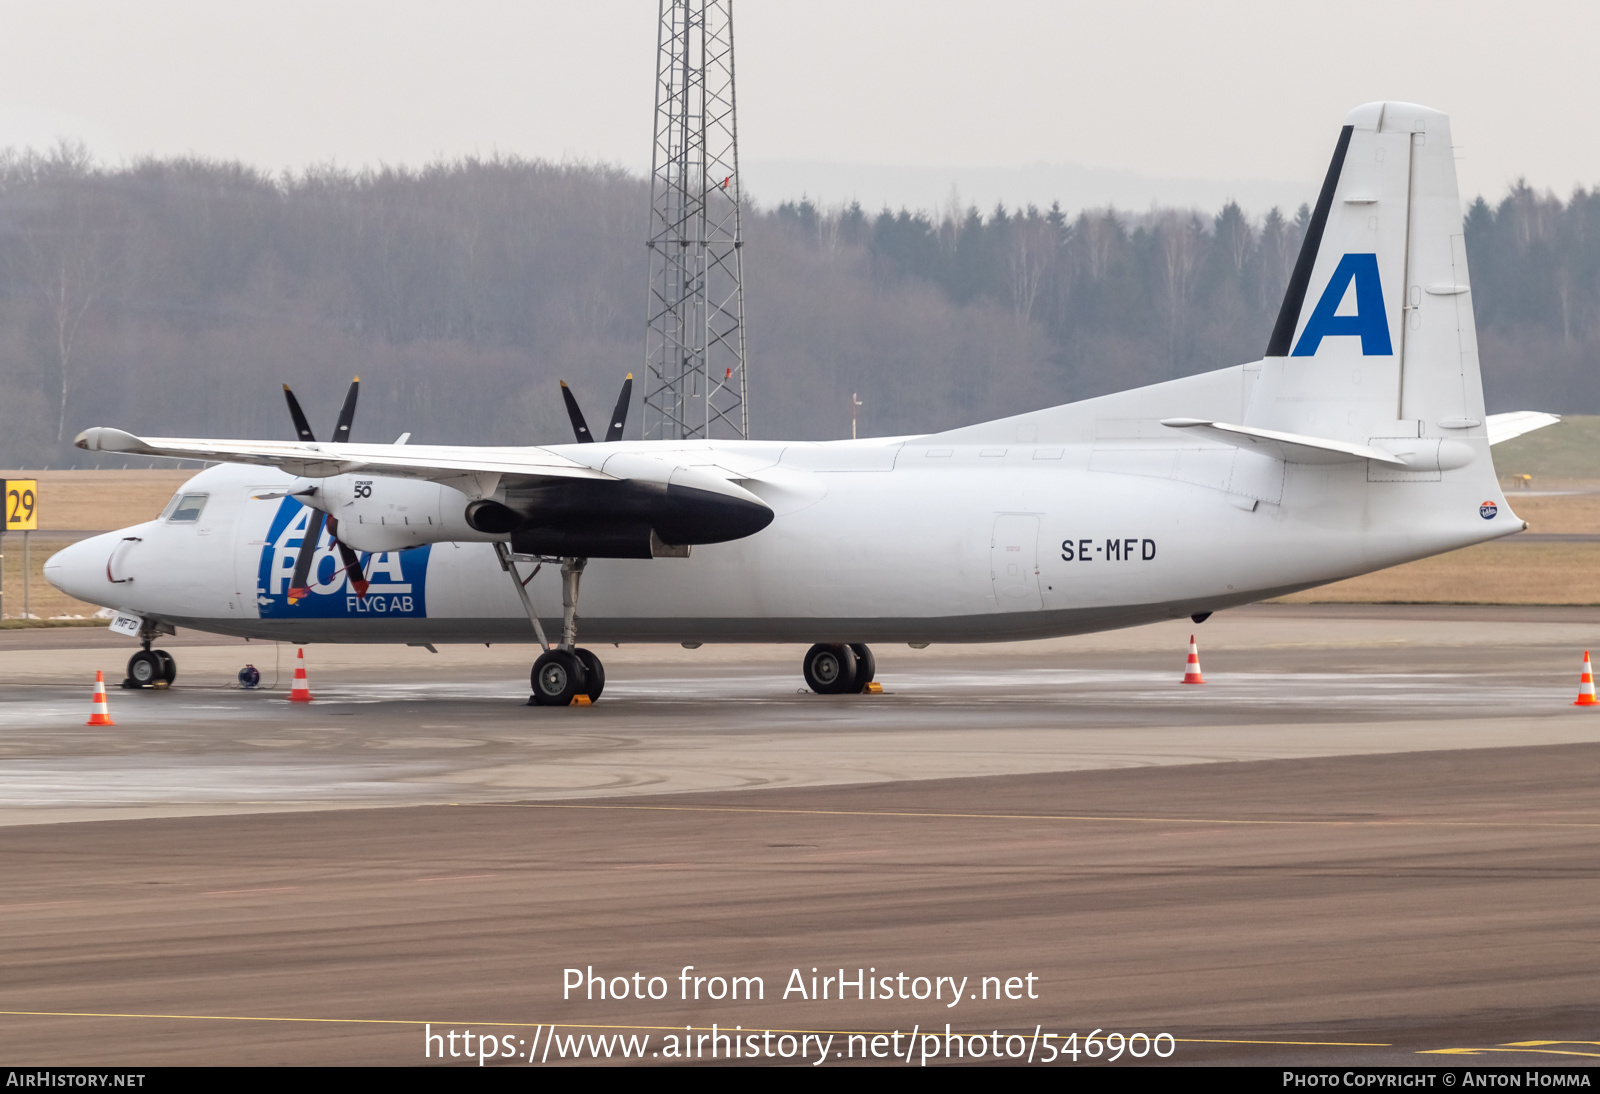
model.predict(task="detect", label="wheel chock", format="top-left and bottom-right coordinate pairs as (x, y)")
top-left (862, 682), bottom-right (883, 694)
top-left (571, 694), bottom-right (593, 706)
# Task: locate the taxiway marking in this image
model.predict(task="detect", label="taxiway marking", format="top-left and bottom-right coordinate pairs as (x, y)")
top-left (483, 801), bottom-right (1600, 831)
top-left (201, 886), bottom-right (301, 896)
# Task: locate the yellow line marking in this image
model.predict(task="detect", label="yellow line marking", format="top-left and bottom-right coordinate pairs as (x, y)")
top-left (1421, 1046), bottom-right (1600, 1058)
top-left (1504, 1040), bottom-right (1600, 1046)
top-left (0, 1011), bottom-right (1387, 1047)
top-left (201, 886), bottom-right (300, 896)
top-left (1180, 1037), bottom-right (1390, 1047)
top-left (479, 801), bottom-right (1600, 831)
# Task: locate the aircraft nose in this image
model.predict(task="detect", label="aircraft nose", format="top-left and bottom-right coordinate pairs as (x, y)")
top-left (45, 532), bottom-right (124, 607)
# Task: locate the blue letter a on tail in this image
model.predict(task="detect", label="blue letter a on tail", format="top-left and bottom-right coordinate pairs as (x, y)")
top-left (1291, 253), bottom-right (1393, 357)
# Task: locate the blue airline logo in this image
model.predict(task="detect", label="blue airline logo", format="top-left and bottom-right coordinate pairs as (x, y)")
top-left (1292, 253), bottom-right (1393, 357)
top-left (255, 499), bottom-right (429, 619)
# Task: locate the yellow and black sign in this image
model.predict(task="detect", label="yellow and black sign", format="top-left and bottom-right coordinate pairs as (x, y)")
top-left (4, 479), bottom-right (38, 531)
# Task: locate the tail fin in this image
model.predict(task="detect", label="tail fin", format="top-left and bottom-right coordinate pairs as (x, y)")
top-left (1248, 102), bottom-right (1485, 445)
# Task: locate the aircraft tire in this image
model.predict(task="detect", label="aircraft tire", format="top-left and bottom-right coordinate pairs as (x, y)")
top-left (574, 648), bottom-right (605, 702)
top-left (530, 649), bottom-right (586, 706)
top-left (849, 643), bottom-right (875, 691)
top-left (152, 649), bottom-right (177, 685)
top-left (803, 643), bottom-right (858, 695)
top-left (127, 650), bottom-right (163, 688)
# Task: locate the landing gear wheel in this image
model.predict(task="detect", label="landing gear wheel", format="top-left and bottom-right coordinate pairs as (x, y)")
top-left (803, 643), bottom-right (858, 695)
top-left (127, 650), bottom-right (163, 688)
top-left (849, 644), bottom-right (875, 691)
top-left (574, 648), bottom-right (605, 702)
top-left (152, 649), bottom-right (177, 685)
top-left (530, 649), bottom-right (587, 706)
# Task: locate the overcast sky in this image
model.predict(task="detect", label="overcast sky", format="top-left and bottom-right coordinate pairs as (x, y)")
top-left (0, 1), bottom-right (1594, 213)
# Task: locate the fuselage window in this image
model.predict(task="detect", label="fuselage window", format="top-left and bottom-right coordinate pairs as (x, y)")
top-left (169, 494), bottom-right (208, 522)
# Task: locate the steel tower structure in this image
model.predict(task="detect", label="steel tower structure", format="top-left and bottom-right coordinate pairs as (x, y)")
top-left (642, 0), bottom-right (748, 440)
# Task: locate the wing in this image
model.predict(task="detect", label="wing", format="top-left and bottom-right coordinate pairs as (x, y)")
top-left (75, 427), bottom-right (775, 556)
top-left (75, 427), bottom-right (611, 484)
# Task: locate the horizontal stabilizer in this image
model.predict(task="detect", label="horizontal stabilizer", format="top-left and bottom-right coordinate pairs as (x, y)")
top-left (1160, 418), bottom-right (1409, 466)
top-left (1485, 411), bottom-right (1560, 445)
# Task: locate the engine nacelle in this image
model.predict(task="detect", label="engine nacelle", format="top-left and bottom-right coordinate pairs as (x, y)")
top-left (314, 474), bottom-right (500, 552)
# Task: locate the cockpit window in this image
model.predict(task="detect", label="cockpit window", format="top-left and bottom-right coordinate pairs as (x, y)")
top-left (168, 494), bottom-right (208, 522)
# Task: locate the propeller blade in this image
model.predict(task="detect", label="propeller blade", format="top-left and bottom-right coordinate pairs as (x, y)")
top-left (326, 517), bottom-right (369, 598)
top-left (286, 508), bottom-right (328, 604)
top-left (604, 374), bottom-right (633, 443)
top-left (332, 377), bottom-right (359, 443)
top-left (283, 385), bottom-right (316, 442)
top-left (560, 381), bottom-right (594, 443)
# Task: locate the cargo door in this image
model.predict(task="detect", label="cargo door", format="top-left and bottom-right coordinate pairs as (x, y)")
top-left (990, 514), bottom-right (1043, 610)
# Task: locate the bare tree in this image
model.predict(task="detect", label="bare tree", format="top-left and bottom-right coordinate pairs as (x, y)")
top-left (14, 144), bottom-right (107, 444)
top-left (1006, 206), bottom-right (1058, 324)
top-left (1155, 211), bottom-right (1205, 375)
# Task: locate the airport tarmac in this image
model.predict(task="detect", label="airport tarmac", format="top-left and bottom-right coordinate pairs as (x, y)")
top-left (2, 604), bottom-right (1600, 1065)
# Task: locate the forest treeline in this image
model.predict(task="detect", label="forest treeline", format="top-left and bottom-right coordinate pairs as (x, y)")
top-left (0, 145), bottom-right (1592, 467)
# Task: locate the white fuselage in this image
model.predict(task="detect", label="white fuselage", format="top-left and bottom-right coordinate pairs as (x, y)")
top-left (46, 101), bottom-right (1529, 652)
top-left (45, 426), bottom-right (1518, 647)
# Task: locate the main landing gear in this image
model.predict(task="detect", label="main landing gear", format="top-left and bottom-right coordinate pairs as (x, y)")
top-left (122, 627), bottom-right (176, 689)
top-left (530, 645), bottom-right (605, 706)
top-left (802, 642), bottom-right (877, 695)
top-left (494, 545), bottom-right (605, 707)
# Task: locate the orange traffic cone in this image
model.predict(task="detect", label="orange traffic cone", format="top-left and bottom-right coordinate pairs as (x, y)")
top-left (288, 648), bottom-right (313, 703)
top-left (1575, 651), bottom-right (1598, 706)
top-left (86, 670), bottom-right (115, 726)
top-left (1182, 635), bottom-right (1205, 684)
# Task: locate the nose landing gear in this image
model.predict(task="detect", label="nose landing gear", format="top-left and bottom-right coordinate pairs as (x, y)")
top-left (123, 638), bottom-right (176, 690)
top-left (802, 642), bottom-right (877, 695)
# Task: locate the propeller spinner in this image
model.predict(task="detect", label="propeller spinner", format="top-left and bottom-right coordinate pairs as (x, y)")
top-left (281, 378), bottom-right (370, 603)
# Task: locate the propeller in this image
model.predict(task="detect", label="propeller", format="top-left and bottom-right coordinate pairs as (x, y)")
top-left (281, 378), bottom-right (370, 603)
top-left (560, 374), bottom-right (633, 444)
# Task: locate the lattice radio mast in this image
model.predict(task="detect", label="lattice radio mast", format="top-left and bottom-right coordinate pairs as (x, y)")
top-left (643, 0), bottom-right (748, 440)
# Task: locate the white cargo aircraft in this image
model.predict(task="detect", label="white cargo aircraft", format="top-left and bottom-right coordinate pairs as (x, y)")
top-left (50, 102), bottom-right (1556, 704)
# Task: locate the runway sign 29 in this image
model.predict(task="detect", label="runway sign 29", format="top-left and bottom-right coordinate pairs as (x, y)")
top-left (4, 480), bottom-right (38, 531)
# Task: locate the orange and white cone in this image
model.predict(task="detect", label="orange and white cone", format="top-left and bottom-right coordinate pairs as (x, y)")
top-left (86, 670), bottom-right (115, 726)
top-left (1182, 635), bottom-right (1205, 685)
top-left (1575, 651), bottom-right (1598, 706)
top-left (288, 648), bottom-right (313, 703)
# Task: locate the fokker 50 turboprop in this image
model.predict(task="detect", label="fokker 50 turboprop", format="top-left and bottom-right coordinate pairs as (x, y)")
top-left (50, 102), bottom-right (1556, 704)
